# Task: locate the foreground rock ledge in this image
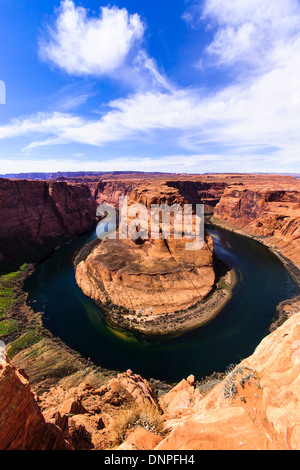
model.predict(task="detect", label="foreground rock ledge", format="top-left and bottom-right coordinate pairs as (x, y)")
top-left (156, 311), bottom-right (300, 451)
top-left (0, 311), bottom-right (299, 450)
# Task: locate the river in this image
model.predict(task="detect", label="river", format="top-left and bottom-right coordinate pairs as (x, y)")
top-left (25, 225), bottom-right (299, 383)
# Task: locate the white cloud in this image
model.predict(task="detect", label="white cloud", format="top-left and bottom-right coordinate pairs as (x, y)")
top-left (56, 92), bottom-right (93, 111)
top-left (0, 112), bottom-right (83, 140)
top-left (38, 1), bottom-right (173, 92)
top-left (39, 0), bottom-right (144, 76)
top-left (1, 59), bottom-right (300, 170)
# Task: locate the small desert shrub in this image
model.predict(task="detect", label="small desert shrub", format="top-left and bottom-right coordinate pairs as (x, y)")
top-left (110, 402), bottom-right (164, 446)
top-left (223, 365), bottom-right (260, 400)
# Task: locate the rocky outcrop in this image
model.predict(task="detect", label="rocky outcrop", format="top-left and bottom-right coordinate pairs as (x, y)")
top-left (0, 178), bottom-right (97, 270)
top-left (0, 346), bottom-right (160, 450)
top-left (0, 354), bottom-right (71, 450)
top-left (159, 374), bottom-right (201, 419)
top-left (155, 311), bottom-right (300, 450)
top-left (35, 369), bottom-right (159, 450)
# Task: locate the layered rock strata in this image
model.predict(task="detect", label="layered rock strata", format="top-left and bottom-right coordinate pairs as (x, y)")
top-left (0, 178), bottom-right (97, 270)
top-left (212, 178), bottom-right (300, 272)
top-left (0, 354), bottom-right (71, 450)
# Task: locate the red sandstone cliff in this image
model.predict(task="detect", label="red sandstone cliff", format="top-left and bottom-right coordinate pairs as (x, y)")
top-left (212, 178), bottom-right (300, 269)
top-left (0, 354), bottom-right (71, 450)
top-left (165, 179), bottom-right (227, 212)
top-left (0, 178), bottom-right (97, 270)
top-left (93, 180), bottom-right (136, 206)
top-left (155, 311), bottom-right (300, 451)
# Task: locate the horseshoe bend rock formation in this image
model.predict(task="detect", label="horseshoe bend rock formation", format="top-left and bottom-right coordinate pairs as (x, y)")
top-left (75, 235), bottom-right (215, 320)
top-left (75, 182), bottom-right (217, 333)
top-left (0, 178), bottom-right (97, 270)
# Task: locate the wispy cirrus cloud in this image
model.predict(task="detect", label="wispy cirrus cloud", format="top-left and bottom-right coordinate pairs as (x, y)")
top-left (1, 61), bottom-right (300, 170)
top-left (184, 0), bottom-right (300, 71)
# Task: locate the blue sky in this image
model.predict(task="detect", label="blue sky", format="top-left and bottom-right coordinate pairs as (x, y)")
top-left (1, 0), bottom-right (300, 174)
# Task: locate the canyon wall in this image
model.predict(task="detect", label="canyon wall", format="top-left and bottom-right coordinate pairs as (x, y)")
top-left (212, 178), bottom-right (300, 270)
top-left (93, 180), bottom-right (136, 206)
top-left (0, 178), bottom-right (98, 270)
top-left (165, 179), bottom-right (227, 211)
top-left (4, 173), bottom-right (297, 274)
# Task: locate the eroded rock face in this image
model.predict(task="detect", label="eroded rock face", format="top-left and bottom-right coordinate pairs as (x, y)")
top-left (75, 182), bottom-right (216, 330)
top-left (159, 374), bottom-right (201, 419)
top-left (93, 180), bottom-right (136, 206)
top-left (213, 179), bottom-right (300, 270)
top-left (0, 355), bottom-right (71, 450)
top-left (156, 312), bottom-right (300, 451)
top-left (38, 369), bottom-right (159, 450)
top-left (0, 178), bottom-right (97, 269)
top-left (165, 180), bottom-right (227, 212)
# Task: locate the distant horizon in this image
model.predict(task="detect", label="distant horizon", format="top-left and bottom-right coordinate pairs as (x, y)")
top-left (1, 170), bottom-right (300, 179)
